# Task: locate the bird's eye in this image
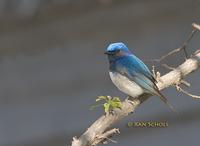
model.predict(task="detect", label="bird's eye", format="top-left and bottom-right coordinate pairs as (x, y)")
top-left (104, 49), bottom-right (120, 55)
top-left (115, 49), bottom-right (120, 53)
top-left (112, 50), bottom-right (120, 55)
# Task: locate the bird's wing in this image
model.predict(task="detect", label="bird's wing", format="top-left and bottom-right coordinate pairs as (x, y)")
top-left (129, 55), bottom-right (156, 83)
top-left (115, 56), bottom-right (176, 112)
top-left (115, 55), bottom-right (157, 94)
top-left (115, 55), bottom-right (176, 112)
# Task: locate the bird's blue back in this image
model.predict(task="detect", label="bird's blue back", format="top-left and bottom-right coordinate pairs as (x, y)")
top-left (110, 54), bottom-right (157, 94)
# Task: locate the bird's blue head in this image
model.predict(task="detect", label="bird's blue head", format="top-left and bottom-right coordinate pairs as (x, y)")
top-left (105, 42), bottom-right (129, 54)
top-left (104, 42), bottom-right (130, 62)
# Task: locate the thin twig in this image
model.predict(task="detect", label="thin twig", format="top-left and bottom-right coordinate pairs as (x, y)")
top-left (153, 47), bottom-right (183, 62)
top-left (91, 128), bottom-right (120, 145)
top-left (192, 23), bottom-right (200, 31)
top-left (152, 65), bottom-right (156, 78)
top-left (182, 29), bottom-right (197, 59)
top-left (162, 63), bottom-right (176, 70)
top-left (153, 23), bottom-right (199, 62)
top-left (180, 80), bottom-right (190, 87)
top-left (176, 85), bottom-right (200, 99)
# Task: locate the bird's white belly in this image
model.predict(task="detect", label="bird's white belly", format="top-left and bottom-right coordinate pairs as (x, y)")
top-left (109, 72), bottom-right (144, 98)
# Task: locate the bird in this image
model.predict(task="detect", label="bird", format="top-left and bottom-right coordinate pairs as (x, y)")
top-left (104, 42), bottom-right (175, 111)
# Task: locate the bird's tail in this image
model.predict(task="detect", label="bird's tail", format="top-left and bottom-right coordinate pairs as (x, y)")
top-left (154, 90), bottom-right (177, 113)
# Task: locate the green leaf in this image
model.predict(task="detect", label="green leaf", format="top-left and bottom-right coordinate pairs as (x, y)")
top-left (96, 96), bottom-right (107, 102)
top-left (112, 97), bottom-right (121, 102)
top-left (110, 101), bottom-right (121, 109)
top-left (111, 97), bottom-right (122, 108)
top-left (91, 95), bottom-right (122, 114)
top-left (103, 103), bottom-right (110, 114)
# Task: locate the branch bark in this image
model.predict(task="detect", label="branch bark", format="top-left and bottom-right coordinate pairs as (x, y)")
top-left (71, 50), bottom-right (200, 146)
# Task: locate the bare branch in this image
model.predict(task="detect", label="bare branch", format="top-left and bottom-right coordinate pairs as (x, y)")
top-left (152, 65), bottom-right (156, 77)
top-left (71, 50), bottom-right (200, 146)
top-left (152, 23), bottom-right (199, 63)
top-left (192, 23), bottom-right (200, 31)
top-left (161, 63), bottom-right (176, 70)
top-left (176, 85), bottom-right (200, 99)
top-left (71, 23), bottom-right (200, 146)
top-left (91, 128), bottom-right (120, 145)
top-left (153, 47), bottom-right (183, 62)
top-left (180, 80), bottom-right (190, 87)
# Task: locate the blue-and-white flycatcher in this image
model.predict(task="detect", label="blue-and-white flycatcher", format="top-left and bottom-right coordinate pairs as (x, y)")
top-left (104, 42), bottom-right (175, 111)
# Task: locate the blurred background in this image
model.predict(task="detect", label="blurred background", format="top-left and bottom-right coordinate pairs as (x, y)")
top-left (0, 0), bottom-right (200, 146)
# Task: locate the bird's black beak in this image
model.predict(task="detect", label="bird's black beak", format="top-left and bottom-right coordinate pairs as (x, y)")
top-left (104, 51), bottom-right (110, 55)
